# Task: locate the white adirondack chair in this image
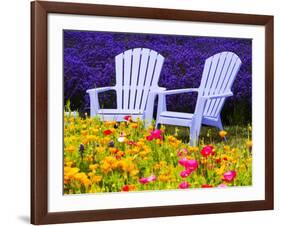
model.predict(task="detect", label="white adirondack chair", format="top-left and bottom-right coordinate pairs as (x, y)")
top-left (87, 48), bottom-right (165, 125)
top-left (155, 51), bottom-right (242, 145)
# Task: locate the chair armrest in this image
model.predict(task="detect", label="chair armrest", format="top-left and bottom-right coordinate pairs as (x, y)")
top-left (86, 86), bottom-right (115, 94)
top-left (206, 91), bottom-right (233, 100)
top-left (150, 87), bottom-right (166, 94)
top-left (157, 88), bottom-right (198, 96)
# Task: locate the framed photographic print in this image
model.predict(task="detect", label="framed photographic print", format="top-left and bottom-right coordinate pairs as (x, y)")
top-left (31, 1), bottom-right (274, 225)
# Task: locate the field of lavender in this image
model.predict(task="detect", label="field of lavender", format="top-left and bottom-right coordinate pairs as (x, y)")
top-left (64, 30), bottom-right (252, 125)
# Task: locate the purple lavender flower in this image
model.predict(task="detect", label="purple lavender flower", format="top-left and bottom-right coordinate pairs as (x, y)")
top-left (64, 30), bottom-right (252, 124)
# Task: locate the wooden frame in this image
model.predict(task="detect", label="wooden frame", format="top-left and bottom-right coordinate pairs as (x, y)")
top-left (31, 1), bottom-right (274, 224)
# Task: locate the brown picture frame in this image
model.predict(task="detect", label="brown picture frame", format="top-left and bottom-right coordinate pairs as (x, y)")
top-left (31, 1), bottom-right (274, 225)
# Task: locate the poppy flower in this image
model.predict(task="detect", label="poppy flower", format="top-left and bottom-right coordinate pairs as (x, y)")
top-left (122, 185), bottom-right (130, 191)
top-left (223, 170), bottom-right (237, 182)
top-left (146, 130), bottom-right (163, 141)
top-left (178, 158), bottom-right (198, 172)
top-left (124, 115), bottom-right (132, 121)
top-left (178, 158), bottom-right (189, 167)
top-left (127, 140), bottom-right (136, 146)
top-left (147, 174), bottom-right (157, 182)
top-left (151, 130), bottom-right (163, 140)
top-left (200, 145), bottom-right (214, 157)
top-left (103, 130), bottom-right (112, 135)
top-left (139, 177), bottom-right (149, 184)
top-left (185, 159), bottom-right (198, 171)
top-left (178, 181), bottom-right (189, 189)
top-left (201, 184), bottom-right (213, 188)
top-left (139, 174), bottom-right (156, 184)
top-left (180, 169), bottom-right (191, 178)
top-left (122, 185), bottom-right (135, 192)
top-left (218, 184), bottom-right (227, 188)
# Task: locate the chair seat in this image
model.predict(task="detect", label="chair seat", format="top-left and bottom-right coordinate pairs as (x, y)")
top-left (98, 109), bottom-right (143, 115)
top-left (160, 111), bottom-right (194, 120)
top-left (158, 111), bottom-right (193, 127)
top-left (97, 109), bottom-right (144, 122)
top-left (160, 111), bottom-right (218, 121)
top-left (159, 111), bottom-right (220, 128)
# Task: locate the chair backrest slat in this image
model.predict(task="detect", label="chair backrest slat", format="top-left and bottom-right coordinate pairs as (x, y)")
top-left (212, 56), bottom-right (241, 117)
top-left (140, 50), bottom-right (162, 111)
top-left (196, 51), bottom-right (242, 119)
top-left (203, 52), bottom-right (227, 116)
top-left (115, 48), bottom-right (164, 112)
top-left (134, 48), bottom-right (150, 110)
top-left (129, 48), bottom-right (142, 110)
top-left (123, 49), bottom-right (133, 110)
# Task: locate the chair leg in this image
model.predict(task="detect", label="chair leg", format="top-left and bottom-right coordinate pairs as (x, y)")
top-left (190, 127), bottom-right (198, 146)
top-left (155, 121), bottom-right (160, 129)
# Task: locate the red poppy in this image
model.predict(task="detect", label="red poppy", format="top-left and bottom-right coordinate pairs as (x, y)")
top-left (201, 184), bottom-right (213, 188)
top-left (103, 129), bottom-right (112, 135)
top-left (122, 185), bottom-right (130, 191)
top-left (146, 135), bottom-right (154, 141)
top-left (121, 184), bottom-right (135, 192)
top-left (216, 158), bottom-right (221, 164)
top-left (200, 145), bottom-right (214, 157)
top-left (127, 140), bottom-right (136, 146)
top-left (124, 115), bottom-right (132, 121)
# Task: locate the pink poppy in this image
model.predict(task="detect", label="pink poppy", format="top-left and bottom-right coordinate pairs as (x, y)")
top-left (151, 130), bottom-right (163, 140)
top-left (200, 145), bottom-right (214, 157)
top-left (147, 175), bottom-right (157, 182)
top-left (218, 184), bottom-right (227, 188)
top-left (178, 158), bottom-right (198, 172)
top-left (185, 159), bottom-right (198, 171)
top-left (139, 174), bottom-right (156, 184)
top-left (180, 169), bottom-right (191, 178)
top-left (178, 158), bottom-right (189, 167)
top-left (178, 181), bottom-right (189, 189)
top-left (139, 177), bottom-right (150, 184)
top-left (146, 130), bottom-right (163, 141)
top-left (223, 170), bottom-right (237, 182)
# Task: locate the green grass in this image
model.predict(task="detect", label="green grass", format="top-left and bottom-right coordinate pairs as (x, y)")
top-left (164, 125), bottom-right (251, 146)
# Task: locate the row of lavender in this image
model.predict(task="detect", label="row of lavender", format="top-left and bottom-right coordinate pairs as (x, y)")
top-left (64, 30), bottom-right (252, 124)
